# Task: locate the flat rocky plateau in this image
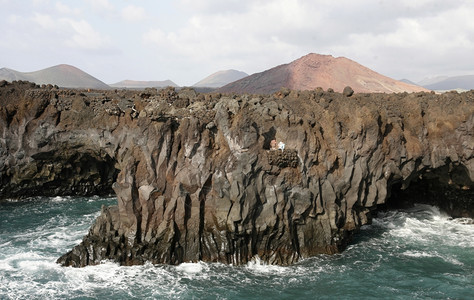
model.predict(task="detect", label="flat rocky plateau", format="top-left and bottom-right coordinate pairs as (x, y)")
top-left (0, 80), bottom-right (472, 267)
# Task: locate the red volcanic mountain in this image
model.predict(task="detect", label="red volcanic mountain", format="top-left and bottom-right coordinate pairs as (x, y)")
top-left (218, 53), bottom-right (428, 94)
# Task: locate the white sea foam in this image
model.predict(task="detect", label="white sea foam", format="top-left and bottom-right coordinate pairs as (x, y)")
top-left (245, 256), bottom-right (290, 274)
top-left (1, 257), bottom-right (184, 299)
top-left (0, 251), bottom-right (51, 272)
top-left (51, 196), bottom-right (69, 202)
top-left (87, 195), bottom-right (106, 202)
top-left (402, 250), bottom-right (464, 266)
top-left (373, 204), bottom-right (474, 248)
top-left (402, 250), bottom-right (436, 258)
top-left (0, 240), bottom-right (11, 247)
top-left (17, 257), bottom-right (56, 271)
top-left (176, 261), bottom-right (204, 274)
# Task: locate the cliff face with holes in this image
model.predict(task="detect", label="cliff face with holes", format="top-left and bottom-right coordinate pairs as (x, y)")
top-left (1, 81), bottom-right (473, 267)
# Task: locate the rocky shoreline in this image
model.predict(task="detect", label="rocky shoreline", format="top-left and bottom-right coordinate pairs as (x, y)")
top-left (1, 80), bottom-right (473, 267)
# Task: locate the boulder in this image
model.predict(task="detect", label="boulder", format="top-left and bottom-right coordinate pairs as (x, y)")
top-left (343, 86), bottom-right (354, 97)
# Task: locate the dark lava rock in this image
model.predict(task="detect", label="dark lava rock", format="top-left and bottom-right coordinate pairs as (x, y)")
top-left (343, 86), bottom-right (354, 97)
top-left (0, 80), bottom-right (472, 268)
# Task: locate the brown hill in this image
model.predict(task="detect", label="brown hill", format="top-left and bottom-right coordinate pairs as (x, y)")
top-left (0, 64), bottom-right (109, 89)
top-left (193, 69), bottom-right (248, 88)
top-left (110, 79), bottom-right (178, 89)
top-left (218, 53), bottom-right (429, 94)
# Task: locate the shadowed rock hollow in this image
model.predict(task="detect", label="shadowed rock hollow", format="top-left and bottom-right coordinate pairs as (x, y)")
top-left (0, 80), bottom-right (472, 267)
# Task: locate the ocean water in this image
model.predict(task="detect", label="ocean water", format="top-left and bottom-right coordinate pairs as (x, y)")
top-left (0, 196), bottom-right (472, 300)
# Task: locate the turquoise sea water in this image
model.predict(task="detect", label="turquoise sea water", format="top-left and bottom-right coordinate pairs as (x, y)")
top-left (0, 196), bottom-right (473, 299)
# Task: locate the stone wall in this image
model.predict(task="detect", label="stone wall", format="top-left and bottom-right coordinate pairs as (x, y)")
top-left (267, 149), bottom-right (299, 168)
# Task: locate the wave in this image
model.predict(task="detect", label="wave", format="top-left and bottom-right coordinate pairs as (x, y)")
top-left (0, 199), bottom-right (472, 299)
top-left (372, 204), bottom-right (474, 248)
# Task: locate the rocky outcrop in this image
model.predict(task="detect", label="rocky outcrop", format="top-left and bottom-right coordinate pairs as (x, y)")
top-left (0, 80), bottom-right (472, 267)
top-left (0, 81), bottom-right (118, 198)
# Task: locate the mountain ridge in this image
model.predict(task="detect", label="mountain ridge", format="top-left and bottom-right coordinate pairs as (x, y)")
top-left (193, 69), bottom-right (248, 88)
top-left (110, 79), bottom-right (178, 88)
top-left (219, 53), bottom-right (429, 94)
top-left (420, 75), bottom-right (474, 91)
top-left (0, 64), bottom-right (110, 89)
top-left (4, 57), bottom-right (471, 92)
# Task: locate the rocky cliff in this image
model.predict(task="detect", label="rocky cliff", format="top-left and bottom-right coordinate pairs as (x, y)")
top-left (0, 80), bottom-right (472, 267)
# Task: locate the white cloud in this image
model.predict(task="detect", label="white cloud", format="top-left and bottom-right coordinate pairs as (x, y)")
top-left (32, 12), bottom-right (56, 29)
top-left (32, 0), bottom-right (50, 5)
top-left (7, 14), bottom-right (21, 24)
top-left (330, 2), bottom-right (474, 80)
top-left (1, 0), bottom-right (474, 84)
top-left (142, 0), bottom-right (474, 83)
top-left (55, 1), bottom-right (81, 15)
top-left (121, 5), bottom-right (147, 22)
top-left (178, 0), bottom-right (252, 14)
top-left (28, 11), bottom-right (111, 51)
top-left (63, 19), bottom-right (111, 50)
top-left (143, 28), bottom-right (167, 46)
top-left (84, 0), bottom-right (114, 14)
top-left (143, 0), bottom-right (323, 75)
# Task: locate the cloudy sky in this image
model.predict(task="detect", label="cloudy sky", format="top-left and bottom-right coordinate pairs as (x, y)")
top-left (1, 0), bottom-right (473, 86)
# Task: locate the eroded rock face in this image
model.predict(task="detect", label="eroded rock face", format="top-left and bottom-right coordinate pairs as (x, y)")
top-left (0, 81), bottom-right (473, 267)
top-left (0, 81), bottom-right (119, 198)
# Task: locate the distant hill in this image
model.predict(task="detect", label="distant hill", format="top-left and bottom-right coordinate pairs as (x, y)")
top-left (421, 75), bottom-right (474, 91)
top-left (399, 79), bottom-right (418, 85)
top-left (193, 69), bottom-right (248, 88)
top-left (0, 64), bottom-right (110, 89)
top-left (417, 76), bottom-right (449, 87)
top-left (218, 53), bottom-right (428, 94)
top-left (110, 80), bottom-right (178, 89)
top-left (0, 68), bottom-right (25, 81)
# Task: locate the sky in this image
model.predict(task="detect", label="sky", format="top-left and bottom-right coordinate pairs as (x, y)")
top-left (1, 0), bottom-right (473, 86)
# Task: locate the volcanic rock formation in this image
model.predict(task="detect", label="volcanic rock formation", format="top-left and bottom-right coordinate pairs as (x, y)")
top-left (0, 80), bottom-right (472, 268)
top-left (219, 53), bottom-right (429, 94)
